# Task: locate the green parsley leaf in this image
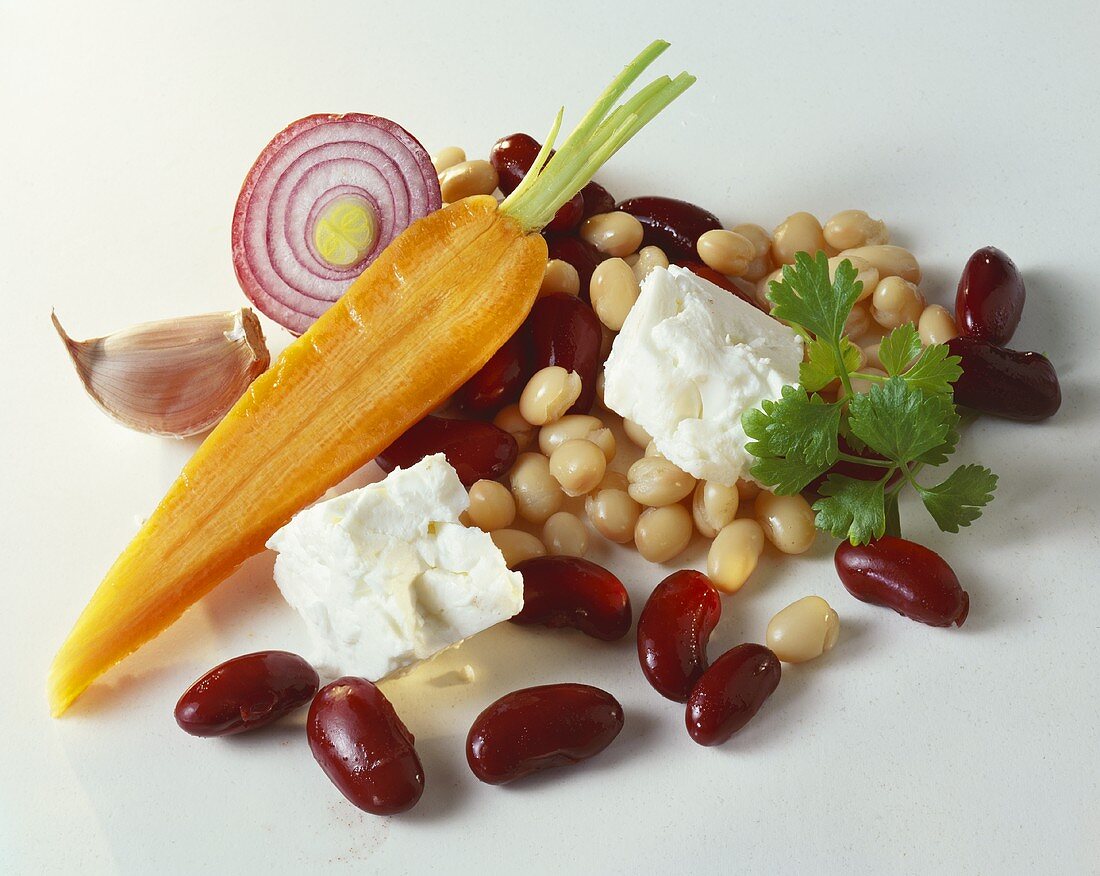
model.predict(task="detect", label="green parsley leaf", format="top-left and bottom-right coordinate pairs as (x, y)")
top-left (748, 456), bottom-right (830, 496)
top-left (812, 474), bottom-right (887, 545)
top-left (767, 251), bottom-right (862, 344)
top-left (801, 336), bottom-right (862, 392)
top-left (743, 385), bottom-right (842, 469)
top-left (878, 324), bottom-right (922, 376)
top-left (847, 377), bottom-right (954, 464)
top-left (915, 464), bottom-right (998, 532)
top-left (913, 406), bottom-right (961, 466)
top-left (901, 343), bottom-right (962, 395)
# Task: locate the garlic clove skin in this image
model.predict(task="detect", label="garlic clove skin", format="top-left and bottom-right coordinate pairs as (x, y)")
top-left (52, 309), bottom-right (271, 437)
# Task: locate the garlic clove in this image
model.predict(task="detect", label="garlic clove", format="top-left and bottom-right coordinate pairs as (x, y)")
top-left (52, 309), bottom-right (271, 437)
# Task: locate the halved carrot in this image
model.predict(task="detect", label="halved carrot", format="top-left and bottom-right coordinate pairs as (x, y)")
top-left (50, 41), bottom-right (694, 715)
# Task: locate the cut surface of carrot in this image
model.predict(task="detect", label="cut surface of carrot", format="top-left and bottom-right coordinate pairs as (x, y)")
top-left (49, 196), bottom-right (545, 715)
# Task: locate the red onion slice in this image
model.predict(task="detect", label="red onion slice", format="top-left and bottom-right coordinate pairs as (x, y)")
top-left (232, 114), bottom-right (441, 334)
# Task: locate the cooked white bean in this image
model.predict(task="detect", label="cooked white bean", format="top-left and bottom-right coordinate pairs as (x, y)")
top-left (627, 457), bottom-right (696, 507)
top-left (438, 159), bottom-right (498, 202)
top-left (509, 452), bottom-right (564, 523)
top-left (635, 504), bottom-right (694, 563)
top-left (918, 304), bottom-right (959, 345)
top-left (840, 245), bottom-right (921, 285)
top-left (590, 258), bottom-right (640, 331)
top-left (493, 403), bottom-right (537, 452)
top-left (467, 479), bottom-right (515, 531)
top-left (431, 146), bottom-right (466, 174)
top-left (579, 212), bottom-right (644, 257)
top-left (766, 595), bottom-right (840, 663)
top-left (490, 529), bottom-right (546, 568)
top-left (754, 492), bottom-right (817, 554)
top-left (772, 212), bottom-right (830, 265)
top-left (692, 480), bottom-right (740, 539)
top-left (540, 259), bottom-right (581, 297)
top-left (519, 366), bottom-right (582, 425)
top-left (707, 519), bottom-right (765, 593)
top-left (823, 210), bottom-right (889, 250)
top-left (697, 229), bottom-right (756, 276)
top-left (548, 439), bottom-right (606, 497)
top-left (542, 512), bottom-right (589, 557)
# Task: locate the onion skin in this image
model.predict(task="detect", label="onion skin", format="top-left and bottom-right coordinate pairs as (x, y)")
top-left (232, 113), bottom-right (441, 335)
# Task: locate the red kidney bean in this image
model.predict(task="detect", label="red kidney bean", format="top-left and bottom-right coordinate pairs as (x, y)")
top-left (955, 246), bottom-right (1025, 345)
top-left (377, 415), bottom-right (518, 487)
top-left (637, 570), bottom-right (722, 702)
top-left (466, 684), bottom-right (624, 785)
top-left (524, 293), bottom-right (602, 414)
top-left (489, 132), bottom-right (583, 232)
top-left (308, 677), bottom-right (424, 815)
top-left (511, 556), bottom-right (631, 641)
top-left (676, 260), bottom-right (761, 309)
top-left (946, 336), bottom-right (1060, 421)
top-left (835, 536), bottom-right (969, 627)
top-left (580, 180), bottom-right (616, 219)
top-left (686, 644), bottom-right (781, 746)
top-left (174, 650), bottom-right (319, 737)
top-left (545, 234), bottom-right (605, 293)
top-left (616, 196), bottom-right (722, 262)
top-left (455, 334), bottom-right (532, 415)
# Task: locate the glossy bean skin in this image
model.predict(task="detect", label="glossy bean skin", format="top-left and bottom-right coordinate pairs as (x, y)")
top-left (685, 644), bottom-right (781, 746)
top-left (675, 260), bottom-right (761, 309)
top-left (955, 246), bottom-right (1025, 345)
top-left (637, 570), bottom-right (722, 702)
top-left (946, 336), bottom-right (1060, 422)
top-left (511, 556), bottom-right (631, 641)
top-left (835, 536), bottom-right (969, 627)
top-left (456, 333), bottom-right (532, 414)
top-left (174, 651), bottom-right (319, 737)
top-left (308, 678), bottom-right (424, 815)
top-left (616, 196), bottom-right (722, 262)
top-left (524, 293), bottom-right (603, 414)
top-left (489, 133), bottom-right (584, 232)
top-left (377, 416), bottom-right (518, 487)
top-left (580, 180), bottom-right (616, 219)
top-left (544, 234), bottom-right (605, 293)
top-left (466, 684), bottom-right (624, 785)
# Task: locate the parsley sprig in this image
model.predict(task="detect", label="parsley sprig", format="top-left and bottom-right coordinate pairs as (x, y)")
top-left (742, 251), bottom-right (997, 545)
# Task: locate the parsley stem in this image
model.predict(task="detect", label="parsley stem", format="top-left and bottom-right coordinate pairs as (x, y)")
top-left (832, 342), bottom-right (855, 397)
top-left (850, 371), bottom-right (888, 383)
top-left (884, 490), bottom-right (901, 537)
top-left (836, 452), bottom-right (893, 468)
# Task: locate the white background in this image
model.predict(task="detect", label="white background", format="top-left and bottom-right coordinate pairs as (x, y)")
top-left (3, 1), bottom-right (1099, 873)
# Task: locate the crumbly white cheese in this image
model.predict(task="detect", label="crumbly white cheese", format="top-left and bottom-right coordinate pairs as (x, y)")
top-left (267, 454), bottom-right (524, 680)
top-left (603, 265), bottom-right (803, 486)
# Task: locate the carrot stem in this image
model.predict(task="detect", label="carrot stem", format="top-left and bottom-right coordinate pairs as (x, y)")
top-left (500, 40), bottom-right (695, 233)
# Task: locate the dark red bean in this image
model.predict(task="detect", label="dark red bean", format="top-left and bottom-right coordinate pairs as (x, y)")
top-left (616, 196), bottom-right (722, 262)
top-left (511, 556), bottom-right (631, 641)
top-left (376, 415), bottom-right (518, 487)
top-left (308, 677), bottom-right (424, 815)
top-left (580, 180), bottom-right (616, 219)
top-left (835, 536), bottom-right (969, 628)
top-left (524, 293), bottom-right (603, 414)
top-left (946, 336), bottom-right (1060, 422)
top-left (637, 570), bottom-right (722, 702)
top-left (466, 684), bottom-right (624, 785)
top-left (676, 260), bottom-right (761, 310)
top-left (685, 643), bottom-right (781, 747)
top-left (455, 334), bottom-right (532, 415)
top-left (489, 132), bottom-right (583, 232)
top-left (955, 246), bottom-right (1025, 345)
top-left (174, 650), bottom-right (319, 737)
top-left (545, 234), bottom-right (605, 293)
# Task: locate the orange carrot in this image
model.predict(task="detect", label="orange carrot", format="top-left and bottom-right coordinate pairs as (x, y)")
top-left (49, 40), bottom-right (694, 715)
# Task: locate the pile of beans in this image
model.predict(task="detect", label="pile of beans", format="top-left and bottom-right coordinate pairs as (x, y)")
top-left (173, 136), bottom-right (1061, 817)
